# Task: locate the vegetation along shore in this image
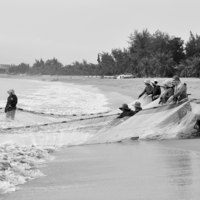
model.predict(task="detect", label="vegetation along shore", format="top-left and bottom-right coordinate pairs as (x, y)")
top-left (2, 29), bottom-right (200, 78)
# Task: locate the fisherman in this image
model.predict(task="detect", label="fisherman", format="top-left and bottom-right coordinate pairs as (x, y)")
top-left (167, 75), bottom-right (188, 104)
top-left (133, 101), bottom-right (142, 113)
top-left (151, 79), bottom-right (161, 101)
top-left (5, 89), bottom-right (18, 120)
top-left (159, 80), bottom-right (174, 105)
top-left (138, 79), bottom-right (154, 99)
top-left (117, 102), bottom-right (142, 118)
top-left (118, 104), bottom-right (135, 118)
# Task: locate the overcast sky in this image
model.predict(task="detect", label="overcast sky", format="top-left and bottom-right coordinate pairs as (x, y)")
top-left (0, 0), bottom-right (199, 65)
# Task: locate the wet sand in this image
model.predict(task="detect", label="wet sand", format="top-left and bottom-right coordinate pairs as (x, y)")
top-left (1, 75), bottom-right (200, 199)
top-left (3, 140), bottom-right (200, 200)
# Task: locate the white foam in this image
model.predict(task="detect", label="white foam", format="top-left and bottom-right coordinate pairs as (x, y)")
top-left (0, 81), bottom-right (109, 115)
top-left (0, 79), bottom-right (111, 194)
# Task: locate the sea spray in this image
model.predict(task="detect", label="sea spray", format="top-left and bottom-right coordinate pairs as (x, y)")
top-left (0, 142), bottom-right (56, 194)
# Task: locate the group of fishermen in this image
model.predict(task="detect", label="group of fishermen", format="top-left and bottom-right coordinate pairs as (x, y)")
top-left (4, 75), bottom-right (187, 120)
top-left (118, 75), bottom-right (188, 118)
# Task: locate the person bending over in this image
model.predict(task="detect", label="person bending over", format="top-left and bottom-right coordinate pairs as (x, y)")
top-left (151, 79), bottom-right (161, 101)
top-left (167, 75), bottom-right (188, 104)
top-left (138, 79), bottom-right (153, 99)
top-left (159, 80), bottom-right (174, 105)
top-left (5, 89), bottom-right (18, 120)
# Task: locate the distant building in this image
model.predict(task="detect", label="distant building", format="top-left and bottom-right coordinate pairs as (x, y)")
top-left (0, 64), bottom-right (11, 73)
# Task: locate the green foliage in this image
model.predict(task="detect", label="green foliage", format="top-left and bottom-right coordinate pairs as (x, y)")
top-left (9, 63), bottom-right (30, 74)
top-left (5, 29), bottom-right (200, 78)
top-left (99, 52), bottom-right (115, 76)
top-left (151, 30), bottom-right (170, 54)
top-left (185, 31), bottom-right (200, 58)
top-left (167, 37), bottom-right (185, 64)
top-left (129, 29), bottom-right (152, 59)
top-left (111, 48), bottom-right (131, 75)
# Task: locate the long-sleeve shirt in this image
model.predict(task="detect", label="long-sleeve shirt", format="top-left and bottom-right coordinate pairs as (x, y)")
top-left (5, 94), bottom-right (18, 113)
top-left (139, 85), bottom-right (153, 98)
top-left (117, 107), bottom-right (142, 118)
top-left (173, 82), bottom-right (188, 102)
top-left (152, 85), bottom-right (161, 100)
top-left (159, 88), bottom-right (174, 104)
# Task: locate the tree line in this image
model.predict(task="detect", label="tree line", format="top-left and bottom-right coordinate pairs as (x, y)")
top-left (6, 29), bottom-right (200, 78)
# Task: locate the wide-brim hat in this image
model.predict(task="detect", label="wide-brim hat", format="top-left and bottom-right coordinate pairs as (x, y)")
top-left (7, 89), bottom-right (15, 94)
top-left (144, 79), bottom-right (151, 84)
top-left (162, 80), bottom-right (173, 88)
top-left (119, 103), bottom-right (129, 110)
top-left (133, 101), bottom-right (141, 108)
top-left (172, 75), bottom-right (180, 81)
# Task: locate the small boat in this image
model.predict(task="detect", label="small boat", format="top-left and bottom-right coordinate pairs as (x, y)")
top-left (116, 74), bottom-right (135, 79)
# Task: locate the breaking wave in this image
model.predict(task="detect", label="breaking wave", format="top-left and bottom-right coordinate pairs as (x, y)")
top-left (0, 79), bottom-right (200, 194)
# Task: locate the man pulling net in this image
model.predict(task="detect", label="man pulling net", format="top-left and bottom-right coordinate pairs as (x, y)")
top-left (5, 89), bottom-right (18, 120)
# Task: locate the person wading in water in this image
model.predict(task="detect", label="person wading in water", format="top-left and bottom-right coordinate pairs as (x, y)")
top-left (5, 89), bottom-right (18, 120)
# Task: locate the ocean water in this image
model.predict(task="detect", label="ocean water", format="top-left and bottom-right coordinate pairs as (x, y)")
top-left (0, 78), bottom-right (110, 115)
top-left (3, 141), bottom-right (200, 200)
top-left (1, 78), bottom-right (200, 200)
top-left (0, 77), bottom-right (110, 195)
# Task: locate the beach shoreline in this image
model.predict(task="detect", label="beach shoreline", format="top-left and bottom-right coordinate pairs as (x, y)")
top-left (0, 74), bottom-right (140, 110)
top-left (1, 74), bottom-right (200, 153)
top-left (2, 75), bottom-right (200, 199)
top-left (1, 74), bottom-right (200, 98)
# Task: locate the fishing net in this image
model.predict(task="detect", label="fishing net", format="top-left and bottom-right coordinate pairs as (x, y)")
top-left (87, 99), bottom-right (200, 144)
top-left (0, 95), bottom-right (200, 147)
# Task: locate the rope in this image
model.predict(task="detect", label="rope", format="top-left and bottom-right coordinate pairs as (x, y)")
top-left (1, 98), bottom-right (199, 131)
top-left (0, 113), bottom-right (120, 131)
top-left (16, 107), bottom-right (111, 118)
top-left (16, 98), bottom-right (200, 116)
top-left (138, 98), bottom-right (193, 112)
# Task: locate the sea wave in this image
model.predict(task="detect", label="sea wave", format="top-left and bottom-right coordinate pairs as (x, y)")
top-left (0, 142), bottom-right (55, 194)
top-left (0, 79), bottom-right (110, 194)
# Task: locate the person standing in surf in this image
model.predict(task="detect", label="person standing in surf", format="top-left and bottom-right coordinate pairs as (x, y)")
top-left (5, 89), bottom-right (18, 120)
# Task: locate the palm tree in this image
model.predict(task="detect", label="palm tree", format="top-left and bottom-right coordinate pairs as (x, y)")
top-left (153, 53), bottom-right (175, 77)
top-left (189, 56), bottom-right (200, 77)
top-left (179, 59), bottom-right (192, 77)
top-left (138, 57), bottom-right (153, 77)
top-left (128, 29), bottom-right (152, 59)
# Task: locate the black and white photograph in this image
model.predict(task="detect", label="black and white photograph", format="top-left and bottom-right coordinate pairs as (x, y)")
top-left (0, 0), bottom-right (200, 199)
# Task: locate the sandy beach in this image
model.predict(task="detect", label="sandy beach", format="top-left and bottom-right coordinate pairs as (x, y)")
top-left (1, 75), bottom-right (200, 145)
top-left (2, 75), bottom-right (200, 109)
top-left (1, 75), bottom-right (200, 199)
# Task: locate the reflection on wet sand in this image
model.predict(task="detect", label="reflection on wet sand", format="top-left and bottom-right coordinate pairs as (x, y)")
top-left (3, 140), bottom-right (200, 200)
